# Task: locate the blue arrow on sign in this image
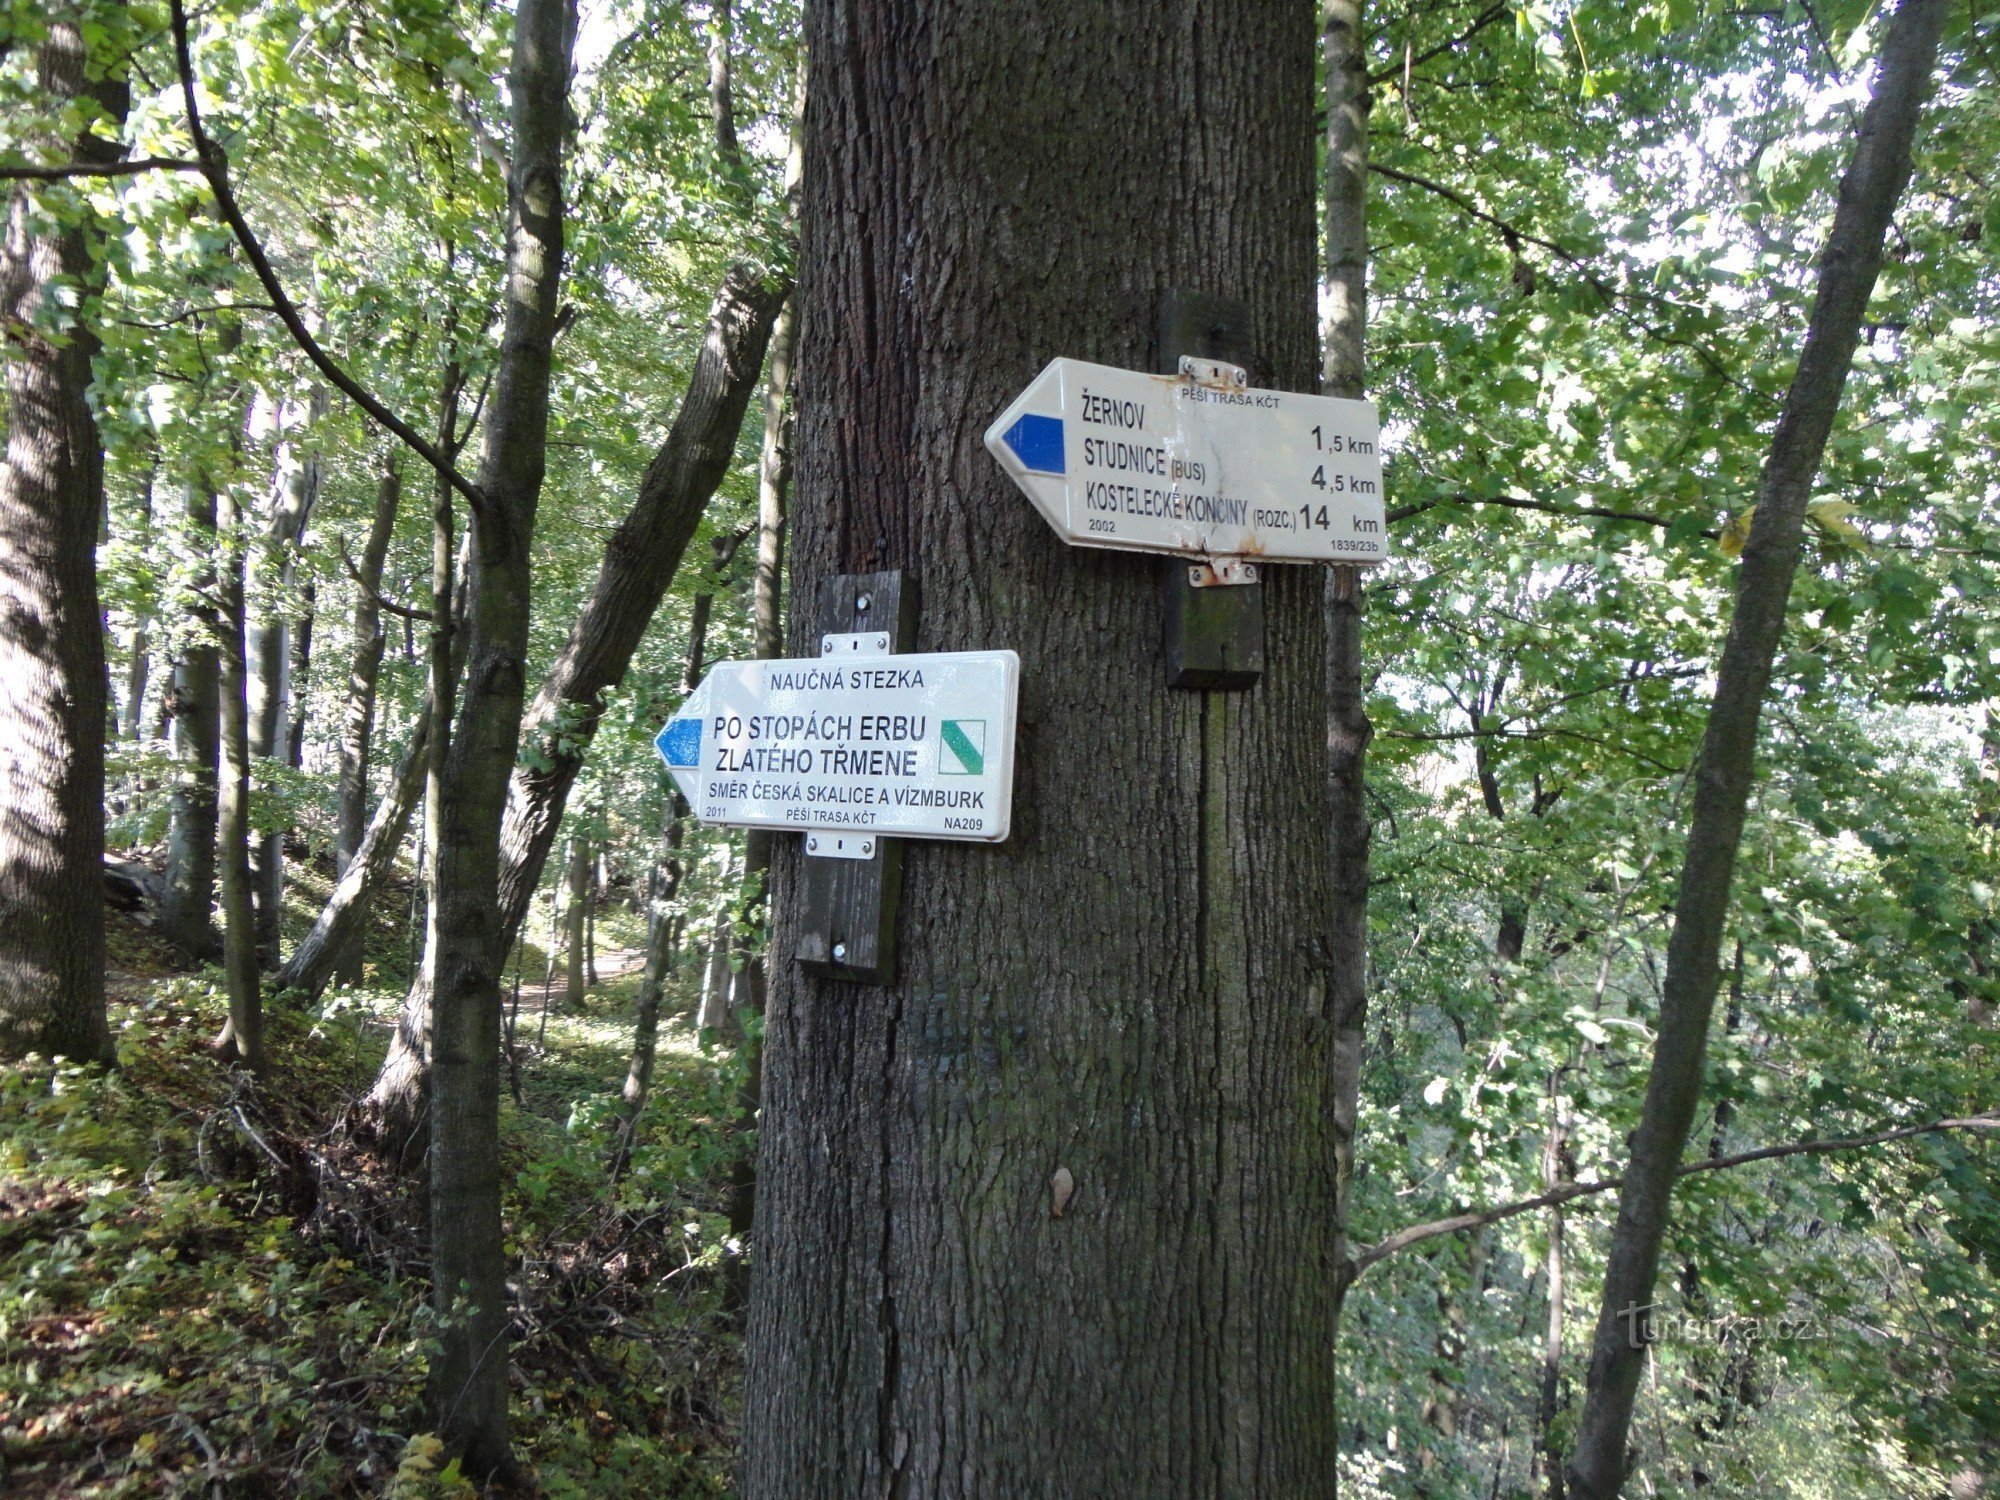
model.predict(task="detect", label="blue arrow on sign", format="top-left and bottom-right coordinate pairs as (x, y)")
top-left (1000, 413), bottom-right (1064, 475)
top-left (655, 715), bottom-right (702, 769)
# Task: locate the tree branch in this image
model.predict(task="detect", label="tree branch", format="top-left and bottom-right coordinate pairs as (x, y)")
top-left (1387, 491), bottom-right (1720, 539)
top-left (339, 538), bottom-right (433, 622)
top-left (1369, 1), bottom-right (1508, 84)
top-left (0, 154), bottom-right (202, 181)
top-left (1350, 1111), bottom-right (1999, 1281)
top-left (167, 0), bottom-right (485, 517)
top-left (1370, 162), bottom-right (1736, 383)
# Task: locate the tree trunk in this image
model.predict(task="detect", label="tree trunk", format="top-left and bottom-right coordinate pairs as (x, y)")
top-left (352, 367), bottom-right (472, 1153)
top-left (334, 460), bottom-right (402, 985)
top-left (585, 850), bottom-right (598, 984)
top-left (492, 263), bottom-right (787, 955)
top-left (286, 578), bottom-right (314, 771)
top-left (563, 835), bottom-right (588, 1003)
top-left (213, 456), bottom-right (263, 1069)
top-left (721, 286), bottom-right (795, 1296)
top-left (616, 597), bottom-right (712, 1159)
top-left (248, 402), bottom-right (321, 960)
top-left (424, 0), bottom-right (574, 1474)
top-left (0, 20), bottom-right (120, 1065)
top-left (277, 700), bottom-right (431, 1000)
top-left (1565, 5), bottom-right (1948, 1494)
top-left (694, 848), bottom-right (736, 1036)
top-left (161, 480), bottom-right (223, 960)
top-left (1323, 0), bottom-right (1373, 1344)
top-left (741, 2), bottom-right (1339, 1492)
top-left (122, 465), bottom-right (156, 743)
top-left (1536, 1079), bottom-right (1572, 1500)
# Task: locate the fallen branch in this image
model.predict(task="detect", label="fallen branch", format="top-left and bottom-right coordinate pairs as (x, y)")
top-left (1350, 1110), bottom-right (1999, 1281)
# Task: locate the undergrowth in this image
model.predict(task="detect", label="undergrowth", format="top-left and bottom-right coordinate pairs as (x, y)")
top-left (0, 911), bottom-right (747, 1497)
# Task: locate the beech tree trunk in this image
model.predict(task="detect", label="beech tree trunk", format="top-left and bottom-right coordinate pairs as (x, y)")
top-left (285, 578), bottom-right (314, 771)
top-left (334, 460), bottom-right (401, 985)
top-left (741, 2), bottom-right (1340, 1492)
top-left (1323, 0), bottom-right (1373, 1343)
top-left (213, 457), bottom-right (262, 1069)
top-left (424, 0), bottom-right (574, 1473)
top-left (248, 410), bottom-right (319, 959)
top-left (562, 835), bottom-right (588, 1003)
top-left (161, 481), bottom-right (222, 960)
top-left (122, 466), bottom-right (156, 742)
top-left (1566, 4), bottom-right (1948, 1494)
top-left (0, 20), bottom-right (121, 1064)
top-left (351, 371), bottom-right (472, 1157)
top-left (721, 288), bottom-right (795, 1293)
top-left (491, 263), bottom-right (787, 955)
top-left (617, 594), bottom-right (711, 1153)
top-left (276, 698), bottom-right (430, 1000)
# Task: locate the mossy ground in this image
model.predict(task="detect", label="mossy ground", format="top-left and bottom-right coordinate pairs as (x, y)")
top-left (1, 880), bottom-right (748, 1497)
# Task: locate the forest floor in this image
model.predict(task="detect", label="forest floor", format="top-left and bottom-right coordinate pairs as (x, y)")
top-left (0, 874), bottom-right (750, 1498)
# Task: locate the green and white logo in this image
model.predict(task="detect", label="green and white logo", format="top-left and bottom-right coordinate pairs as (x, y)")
top-left (939, 719), bottom-right (985, 776)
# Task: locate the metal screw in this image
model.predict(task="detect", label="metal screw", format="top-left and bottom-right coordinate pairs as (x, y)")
top-left (832, 942), bottom-right (847, 963)
top-left (856, 593), bottom-right (872, 612)
top-left (1179, 355), bottom-right (1193, 375)
top-left (861, 840), bottom-right (873, 856)
top-left (1234, 369), bottom-right (1247, 387)
top-left (808, 837), bottom-right (819, 853)
top-left (821, 635), bottom-right (834, 655)
top-left (875, 634), bottom-right (887, 650)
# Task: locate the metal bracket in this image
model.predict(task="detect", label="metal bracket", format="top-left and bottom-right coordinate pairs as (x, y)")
top-left (805, 832), bottom-right (878, 861)
top-left (1178, 355), bottom-right (1250, 391)
top-left (796, 570), bottom-right (916, 985)
top-left (821, 630), bottom-right (891, 658)
top-left (1159, 290), bottom-right (1264, 690)
top-left (1187, 559), bottom-right (1260, 588)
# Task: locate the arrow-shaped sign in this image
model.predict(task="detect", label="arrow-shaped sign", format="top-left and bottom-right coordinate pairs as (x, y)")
top-left (654, 648), bottom-right (1020, 844)
top-left (986, 356), bottom-right (1387, 565)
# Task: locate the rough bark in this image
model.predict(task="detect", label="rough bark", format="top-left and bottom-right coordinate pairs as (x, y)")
top-left (213, 454), bottom-right (262, 1068)
top-left (1565, 5), bottom-right (1948, 1494)
top-left (424, 0), bottom-right (574, 1473)
top-left (0, 19), bottom-right (120, 1064)
top-left (1323, 0), bottom-right (1372, 1337)
top-left (334, 461), bottom-right (402, 985)
top-left (491, 263), bottom-right (787, 954)
top-left (741, 2), bottom-right (1339, 1492)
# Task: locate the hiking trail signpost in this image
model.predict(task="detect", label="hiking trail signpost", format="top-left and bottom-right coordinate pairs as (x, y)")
top-left (653, 644), bottom-right (1020, 848)
top-left (985, 355), bottom-right (1387, 568)
top-left (986, 292), bottom-right (1389, 689)
top-left (653, 570), bottom-right (1016, 985)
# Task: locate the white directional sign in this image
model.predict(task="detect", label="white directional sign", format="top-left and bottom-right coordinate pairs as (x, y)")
top-left (985, 356), bottom-right (1386, 565)
top-left (653, 644), bottom-right (1020, 845)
